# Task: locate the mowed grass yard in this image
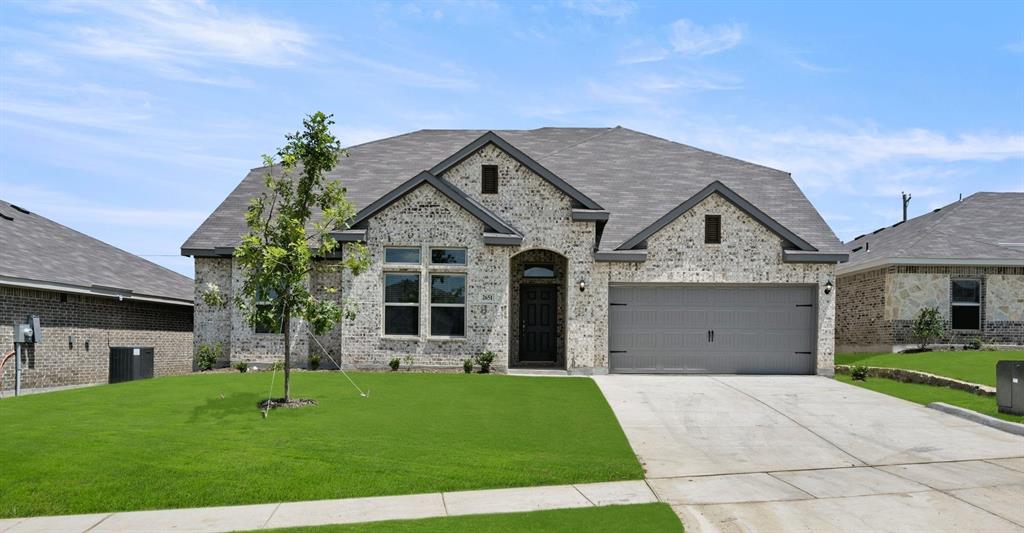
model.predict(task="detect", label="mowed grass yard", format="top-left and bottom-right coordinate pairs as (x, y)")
top-left (836, 350), bottom-right (1024, 386)
top-left (262, 503), bottom-right (683, 533)
top-left (0, 372), bottom-right (642, 518)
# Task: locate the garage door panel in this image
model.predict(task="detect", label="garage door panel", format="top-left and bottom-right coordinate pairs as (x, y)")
top-left (609, 285), bottom-right (816, 375)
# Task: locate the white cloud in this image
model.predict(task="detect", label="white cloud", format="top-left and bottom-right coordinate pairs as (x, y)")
top-left (69, 1), bottom-right (311, 67)
top-left (563, 0), bottom-right (636, 18)
top-left (1004, 40), bottom-right (1024, 54)
top-left (669, 19), bottom-right (743, 56)
top-left (7, 50), bottom-right (64, 75)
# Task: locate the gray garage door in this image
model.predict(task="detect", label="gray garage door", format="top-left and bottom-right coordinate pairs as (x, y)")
top-left (609, 285), bottom-right (816, 374)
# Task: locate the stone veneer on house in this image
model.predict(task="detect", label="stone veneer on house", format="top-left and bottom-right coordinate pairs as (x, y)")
top-left (836, 265), bottom-right (1024, 352)
top-left (0, 285), bottom-right (193, 390)
top-left (194, 143), bottom-right (837, 374)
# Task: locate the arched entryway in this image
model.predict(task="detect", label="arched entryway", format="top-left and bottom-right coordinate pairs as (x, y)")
top-left (509, 249), bottom-right (568, 369)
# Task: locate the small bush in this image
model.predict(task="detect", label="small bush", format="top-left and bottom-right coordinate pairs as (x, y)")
top-left (389, 358), bottom-right (401, 371)
top-left (463, 358), bottom-right (474, 374)
top-left (912, 307), bottom-right (943, 350)
top-left (308, 353), bottom-right (321, 371)
top-left (475, 351), bottom-right (496, 374)
top-left (851, 365), bottom-right (869, 381)
top-left (271, 361), bottom-right (284, 372)
top-left (234, 361), bottom-right (248, 373)
top-left (195, 343), bottom-right (222, 371)
top-left (963, 337), bottom-right (983, 350)
top-left (404, 355), bottom-right (415, 371)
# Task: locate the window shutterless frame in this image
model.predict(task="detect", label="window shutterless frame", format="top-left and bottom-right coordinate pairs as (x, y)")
top-left (384, 246), bottom-right (421, 265)
top-left (430, 247), bottom-right (467, 265)
top-left (429, 273), bottom-right (466, 338)
top-left (950, 278), bottom-right (981, 330)
top-left (383, 272), bottom-right (420, 337)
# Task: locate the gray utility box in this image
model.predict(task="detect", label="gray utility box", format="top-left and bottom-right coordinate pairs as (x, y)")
top-left (996, 360), bottom-right (1024, 416)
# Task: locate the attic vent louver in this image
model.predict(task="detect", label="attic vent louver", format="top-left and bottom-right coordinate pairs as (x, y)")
top-left (481, 165), bottom-right (498, 194)
top-left (10, 205), bottom-right (30, 214)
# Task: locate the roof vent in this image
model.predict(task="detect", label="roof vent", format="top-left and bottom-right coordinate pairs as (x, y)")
top-left (0, 211), bottom-right (12, 221)
top-left (872, 227), bottom-right (885, 234)
top-left (10, 204), bottom-right (30, 214)
top-left (932, 208), bottom-right (941, 213)
top-left (851, 246), bottom-right (863, 253)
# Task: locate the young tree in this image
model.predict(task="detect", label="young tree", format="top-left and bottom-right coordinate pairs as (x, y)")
top-left (205, 112), bottom-right (368, 401)
top-left (911, 307), bottom-right (943, 351)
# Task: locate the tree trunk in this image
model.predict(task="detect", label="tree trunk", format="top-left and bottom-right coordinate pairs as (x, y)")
top-left (282, 312), bottom-right (291, 401)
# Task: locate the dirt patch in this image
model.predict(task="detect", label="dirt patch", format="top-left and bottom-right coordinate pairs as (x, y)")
top-left (258, 398), bottom-right (318, 410)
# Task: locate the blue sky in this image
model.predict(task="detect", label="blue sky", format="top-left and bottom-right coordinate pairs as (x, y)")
top-left (2, 1), bottom-right (1022, 277)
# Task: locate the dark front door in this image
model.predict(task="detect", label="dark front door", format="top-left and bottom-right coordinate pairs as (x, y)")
top-left (519, 284), bottom-right (558, 364)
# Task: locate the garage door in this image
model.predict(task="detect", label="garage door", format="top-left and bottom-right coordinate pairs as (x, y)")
top-left (609, 285), bottom-right (816, 374)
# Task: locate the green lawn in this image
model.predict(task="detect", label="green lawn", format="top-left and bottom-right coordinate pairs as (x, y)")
top-left (836, 374), bottom-right (1024, 424)
top-left (262, 504), bottom-right (682, 532)
top-left (836, 350), bottom-right (1024, 386)
top-left (0, 372), bottom-right (642, 518)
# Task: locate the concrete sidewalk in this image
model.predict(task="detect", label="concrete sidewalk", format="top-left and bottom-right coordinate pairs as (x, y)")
top-left (0, 480), bottom-right (658, 533)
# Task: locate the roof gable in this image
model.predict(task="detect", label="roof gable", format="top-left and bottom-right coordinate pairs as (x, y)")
top-left (429, 131), bottom-right (603, 210)
top-left (348, 171), bottom-right (523, 245)
top-left (616, 180), bottom-right (817, 252)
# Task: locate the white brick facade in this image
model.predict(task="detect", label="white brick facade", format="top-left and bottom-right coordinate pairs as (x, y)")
top-left (194, 143), bottom-right (837, 375)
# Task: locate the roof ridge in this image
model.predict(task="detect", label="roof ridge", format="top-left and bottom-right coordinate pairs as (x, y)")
top-left (614, 126), bottom-right (792, 175)
top-left (533, 127), bottom-right (617, 157)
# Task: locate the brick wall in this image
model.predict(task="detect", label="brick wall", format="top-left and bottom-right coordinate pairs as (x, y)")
top-left (836, 265), bottom-right (1024, 351)
top-left (0, 285), bottom-right (193, 391)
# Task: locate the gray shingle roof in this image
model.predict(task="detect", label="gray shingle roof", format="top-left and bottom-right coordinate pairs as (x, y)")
top-left (182, 127), bottom-right (843, 254)
top-left (840, 192), bottom-right (1024, 273)
top-left (0, 199), bottom-right (193, 304)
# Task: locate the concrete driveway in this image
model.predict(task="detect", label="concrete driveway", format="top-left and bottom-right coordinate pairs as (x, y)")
top-left (594, 375), bottom-right (1024, 533)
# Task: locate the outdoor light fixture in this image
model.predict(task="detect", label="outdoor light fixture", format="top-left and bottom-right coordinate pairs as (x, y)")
top-left (579, 280), bottom-right (586, 292)
top-left (824, 280), bottom-right (833, 295)
top-left (69, 335), bottom-right (74, 350)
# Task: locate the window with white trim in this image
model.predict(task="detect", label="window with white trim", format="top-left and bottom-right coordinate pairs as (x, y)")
top-left (430, 274), bottom-right (465, 337)
top-left (951, 279), bottom-right (980, 330)
top-left (384, 273), bottom-right (419, 336)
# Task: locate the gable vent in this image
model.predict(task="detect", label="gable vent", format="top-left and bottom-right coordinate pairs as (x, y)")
top-left (481, 165), bottom-right (498, 194)
top-left (705, 214), bottom-right (722, 244)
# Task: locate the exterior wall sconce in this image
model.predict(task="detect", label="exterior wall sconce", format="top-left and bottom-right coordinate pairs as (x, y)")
top-left (579, 280), bottom-right (586, 292)
top-left (824, 280), bottom-right (833, 295)
top-left (85, 339), bottom-right (90, 351)
top-left (69, 335), bottom-right (75, 350)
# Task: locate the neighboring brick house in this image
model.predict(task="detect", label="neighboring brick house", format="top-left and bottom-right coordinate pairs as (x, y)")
top-left (836, 192), bottom-right (1024, 353)
top-left (183, 128), bottom-right (847, 375)
top-left (0, 199), bottom-right (193, 392)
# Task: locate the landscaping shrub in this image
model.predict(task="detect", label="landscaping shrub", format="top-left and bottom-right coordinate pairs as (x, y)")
top-left (963, 337), bottom-right (983, 351)
top-left (404, 355), bottom-right (415, 371)
top-left (308, 353), bottom-right (321, 371)
top-left (234, 361), bottom-right (248, 373)
top-left (463, 358), bottom-right (474, 374)
top-left (911, 307), bottom-right (943, 350)
top-left (271, 361), bottom-right (285, 372)
top-left (195, 343), bottom-right (222, 371)
top-left (389, 358), bottom-right (401, 371)
top-left (475, 351), bottom-right (496, 374)
top-left (851, 364), bottom-right (869, 381)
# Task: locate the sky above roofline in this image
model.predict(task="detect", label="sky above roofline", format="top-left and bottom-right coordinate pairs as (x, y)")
top-left (1, 1), bottom-right (1021, 277)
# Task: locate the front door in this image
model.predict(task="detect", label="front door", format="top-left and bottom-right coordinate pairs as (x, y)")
top-left (519, 284), bottom-right (558, 364)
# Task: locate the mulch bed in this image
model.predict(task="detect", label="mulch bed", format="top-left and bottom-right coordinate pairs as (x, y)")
top-left (258, 398), bottom-right (318, 410)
